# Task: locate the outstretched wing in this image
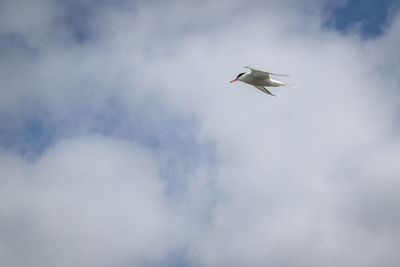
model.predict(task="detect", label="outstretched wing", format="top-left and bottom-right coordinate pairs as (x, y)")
top-left (254, 86), bottom-right (275, 96)
top-left (245, 66), bottom-right (270, 79)
top-left (244, 66), bottom-right (289, 79)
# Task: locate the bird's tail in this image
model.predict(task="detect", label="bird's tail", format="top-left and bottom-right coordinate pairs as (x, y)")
top-left (272, 80), bottom-right (295, 88)
top-left (282, 83), bottom-right (295, 88)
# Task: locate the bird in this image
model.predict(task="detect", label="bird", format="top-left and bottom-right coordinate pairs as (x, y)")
top-left (230, 66), bottom-right (293, 96)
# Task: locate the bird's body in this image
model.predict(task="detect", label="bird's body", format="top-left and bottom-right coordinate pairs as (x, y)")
top-left (239, 73), bottom-right (286, 87)
top-left (231, 66), bottom-right (293, 96)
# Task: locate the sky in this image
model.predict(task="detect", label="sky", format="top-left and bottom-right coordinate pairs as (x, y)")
top-left (0, 0), bottom-right (400, 266)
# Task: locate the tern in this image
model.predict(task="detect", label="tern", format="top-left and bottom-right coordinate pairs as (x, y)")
top-left (230, 66), bottom-right (293, 96)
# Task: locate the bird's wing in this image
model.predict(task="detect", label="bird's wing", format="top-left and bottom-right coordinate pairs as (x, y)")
top-left (254, 86), bottom-right (275, 96)
top-left (244, 66), bottom-right (289, 78)
top-left (245, 66), bottom-right (270, 79)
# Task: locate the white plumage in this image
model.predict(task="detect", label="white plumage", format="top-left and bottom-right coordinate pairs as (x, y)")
top-left (231, 66), bottom-right (293, 96)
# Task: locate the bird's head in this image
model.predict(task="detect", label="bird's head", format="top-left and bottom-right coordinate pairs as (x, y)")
top-left (230, 72), bottom-right (245, 83)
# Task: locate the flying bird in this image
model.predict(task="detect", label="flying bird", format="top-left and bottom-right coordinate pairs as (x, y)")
top-left (230, 66), bottom-right (293, 96)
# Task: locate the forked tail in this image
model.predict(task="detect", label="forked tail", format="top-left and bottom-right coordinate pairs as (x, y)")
top-left (283, 83), bottom-right (295, 88)
top-left (276, 81), bottom-right (295, 88)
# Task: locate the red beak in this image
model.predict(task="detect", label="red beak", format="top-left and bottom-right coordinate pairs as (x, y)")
top-left (230, 78), bottom-right (238, 83)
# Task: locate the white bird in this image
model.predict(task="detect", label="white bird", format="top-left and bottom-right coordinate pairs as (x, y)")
top-left (230, 66), bottom-right (293, 96)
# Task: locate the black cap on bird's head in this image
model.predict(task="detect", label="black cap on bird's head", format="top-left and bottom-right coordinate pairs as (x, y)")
top-left (230, 72), bottom-right (245, 83)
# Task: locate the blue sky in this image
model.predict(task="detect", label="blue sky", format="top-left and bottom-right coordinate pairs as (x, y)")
top-left (327, 0), bottom-right (400, 37)
top-left (1, 1), bottom-right (400, 267)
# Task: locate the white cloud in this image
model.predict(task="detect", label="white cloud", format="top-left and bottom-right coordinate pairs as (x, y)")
top-left (0, 136), bottom-right (185, 267)
top-left (0, 0), bottom-right (399, 266)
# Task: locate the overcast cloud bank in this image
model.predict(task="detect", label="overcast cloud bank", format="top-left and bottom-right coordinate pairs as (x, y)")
top-left (1, 0), bottom-right (400, 266)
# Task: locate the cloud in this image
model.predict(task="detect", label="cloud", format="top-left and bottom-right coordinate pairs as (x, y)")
top-left (0, 136), bottom-right (188, 267)
top-left (0, 0), bottom-right (400, 266)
